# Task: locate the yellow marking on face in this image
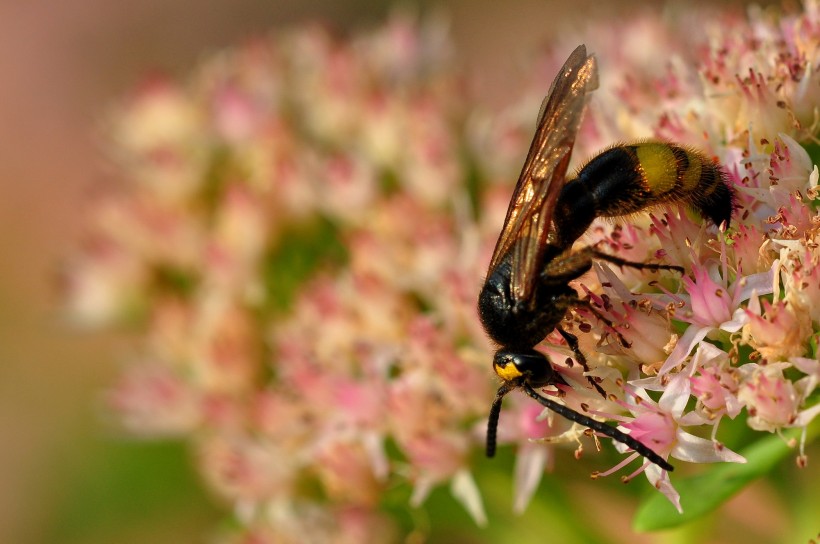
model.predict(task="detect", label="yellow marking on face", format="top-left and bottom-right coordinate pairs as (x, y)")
top-left (636, 143), bottom-right (677, 194)
top-left (494, 362), bottom-right (523, 381)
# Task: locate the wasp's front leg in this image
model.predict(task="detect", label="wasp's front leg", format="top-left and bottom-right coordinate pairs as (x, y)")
top-left (556, 325), bottom-right (607, 398)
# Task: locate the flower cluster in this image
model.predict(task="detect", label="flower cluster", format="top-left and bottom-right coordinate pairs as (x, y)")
top-left (63, 4), bottom-right (820, 541)
top-left (499, 4), bottom-right (820, 510)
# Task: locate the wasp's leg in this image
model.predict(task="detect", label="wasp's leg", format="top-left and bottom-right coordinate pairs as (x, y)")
top-left (540, 249), bottom-right (594, 286)
top-left (572, 297), bottom-right (632, 349)
top-left (541, 245), bottom-right (683, 287)
top-left (590, 248), bottom-right (684, 274)
top-left (541, 248), bottom-right (640, 350)
top-left (557, 326), bottom-right (607, 398)
top-left (521, 383), bottom-right (673, 471)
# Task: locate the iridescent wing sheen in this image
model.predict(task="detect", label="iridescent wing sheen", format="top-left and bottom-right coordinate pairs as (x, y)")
top-left (486, 44), bottom-right (598, 306)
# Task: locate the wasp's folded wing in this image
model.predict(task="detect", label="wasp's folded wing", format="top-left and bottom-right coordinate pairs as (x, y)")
top-left (486, 45), bottom-right (598, 305)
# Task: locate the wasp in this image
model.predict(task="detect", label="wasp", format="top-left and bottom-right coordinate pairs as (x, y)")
top-left (478, 45), bottom-right (734, 471)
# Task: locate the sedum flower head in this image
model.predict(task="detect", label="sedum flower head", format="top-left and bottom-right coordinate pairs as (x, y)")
top-left (64, 4), bottom-right (820, 540)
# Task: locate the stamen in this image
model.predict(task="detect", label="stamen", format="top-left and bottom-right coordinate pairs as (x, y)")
top-left (595, 452), bottom-right (640, 477)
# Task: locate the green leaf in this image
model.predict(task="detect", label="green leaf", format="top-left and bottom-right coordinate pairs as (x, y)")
top-left (45, 437), bottom-right (218, 544)
top-left (802, 142), bottom-right (820, 168)
top-left (634, 420), bottom-right (819, 531)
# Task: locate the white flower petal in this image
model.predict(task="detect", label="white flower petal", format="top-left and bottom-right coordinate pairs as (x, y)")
top-left (513, 443), bottom-right (549, 514)
top-left (690, 342), bottom-right (730, 371)
top-left (735, 270), bottom-right (775, 303)
top-left (659, 325), bottom-right (711, 375)
top-left (672, 430), bottom-right (746, 463)
top-left (678, 410), bottom-right (711, 426)
top-left (629, 375), bottom-right (664, 391)
top-left (450, 469), bottom-right (487, 527)
top-left (724, 395), bottom-right (745, 419)
top-left (645, 465), bottom-right (682, 513)
top-left (793, 402), bottom-right (820, 427)
top-left (720, 307), bottom-right (749, 333)
top-left (791, 356), bottom-right (820, 378)
top-left (659, 373), bottom-right (691, 417)
top-left (363, 431), bottom-right (389, 480)
top-left (410, 474), bottom-right (435, 507)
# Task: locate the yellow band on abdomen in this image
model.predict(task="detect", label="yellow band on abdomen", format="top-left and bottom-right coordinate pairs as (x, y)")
top-left (635, 143), bottom-right (677, 194)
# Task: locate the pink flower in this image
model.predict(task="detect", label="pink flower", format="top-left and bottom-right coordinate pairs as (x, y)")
top-left (107, 362), bottom-right (200, 436)
top-left (597, 374), bottom-right (745, 512)
top-left (743, 297), bottom-right (811, 361)
top-left (582, 264), bottom-right (676, 369)
top-left (782, 247), bottom-right (820, 326)
top-left (658, 259), bottom-right (773, 375)
top-left (688, 344), bottom-right (743, 421)
top-left (647, 209), bottom-right (717, 272)
top-left (738, 363), bottom-right (820, 433)
top-left (64, 5), bottom-right (820, 538)
top-left (385, 355), bottom-right (487, 525)
top-left (727, 224), bottom-right (772, 276)
top-left (62, 236), bottom-right (148, 326)
top-left (210, 84), bottom-right (260, 144)
top-left (312, 437), bottom-right (385, 506)
top-left (199, 434), bottom-right (295, 504)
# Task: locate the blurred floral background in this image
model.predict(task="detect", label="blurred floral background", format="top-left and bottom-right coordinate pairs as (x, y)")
top-left (2, 1), bottom-right (819, 543)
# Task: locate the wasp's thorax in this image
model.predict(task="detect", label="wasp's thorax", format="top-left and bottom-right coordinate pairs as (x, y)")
top-left (478, 256), bottom-right (577, 350)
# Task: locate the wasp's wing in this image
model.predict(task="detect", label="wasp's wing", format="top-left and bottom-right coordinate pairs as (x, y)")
top-left (486, 45), bottom-right (598, 305)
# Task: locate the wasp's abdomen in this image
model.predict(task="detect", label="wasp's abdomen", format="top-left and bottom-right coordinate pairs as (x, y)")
top-left (554, 143), bottom-right (734, 247)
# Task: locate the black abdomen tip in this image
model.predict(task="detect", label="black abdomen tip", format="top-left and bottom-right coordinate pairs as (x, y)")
top-left (699, 168), bottom-right (736, 228)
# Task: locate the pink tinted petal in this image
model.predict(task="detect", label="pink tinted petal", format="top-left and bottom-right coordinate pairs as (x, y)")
top-left (521, 402), bottom-right (552, 439)
top-left (622, 412), bottom-right (675, 455)
top-left (690, 373), bottom-right (724, 409)
top-left (677, 411), bottom-right (711, 426)
top-left (725, 394), bottom-right (745, 419)
top-left (685, 267), bottom-right (730, 325)
top-left (791, 357), bottom-right (820, 397)
top-left (629, 376), bottom-right (664, 391)
top-left (690, 341), bottom-right (728, 368)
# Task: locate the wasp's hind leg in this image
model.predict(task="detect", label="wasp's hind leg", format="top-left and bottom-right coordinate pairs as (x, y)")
top-left (541, 246), bottom-right (683, 286)
top-left (557, 326), bottom-right (607, 398)
top-left (590, 248), bottom-right (684, 275)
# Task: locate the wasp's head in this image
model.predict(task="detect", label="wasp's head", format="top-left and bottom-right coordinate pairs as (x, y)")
top-left (486, 348), bottom-right (568, 458)
top-left (492, 348), bottom-right (557, 387)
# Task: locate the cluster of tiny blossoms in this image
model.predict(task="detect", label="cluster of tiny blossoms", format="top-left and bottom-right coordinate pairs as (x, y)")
top-left (495, 4), bottom-right (820, 510)
top-left (63, 5), bottom-right (820, 541)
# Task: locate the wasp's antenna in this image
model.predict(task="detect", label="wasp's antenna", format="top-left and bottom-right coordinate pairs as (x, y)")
top-left (521, 383), bottom-right (674, 471)
top-left (486, 382), bottom-right (516, 458)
